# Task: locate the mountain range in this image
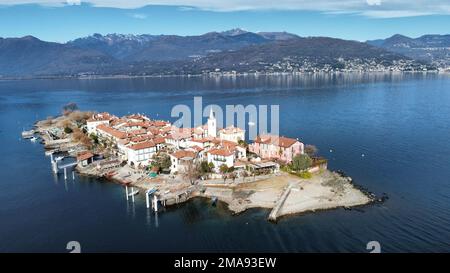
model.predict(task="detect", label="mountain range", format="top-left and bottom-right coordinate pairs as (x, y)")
top-left (0, 29), bottom-right (445, 78)
top-left (367, 34), bottom-right (450, 67)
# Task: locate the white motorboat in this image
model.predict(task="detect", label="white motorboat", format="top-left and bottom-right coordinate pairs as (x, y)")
top-left (30, 136), bottom-right (38, 142)
top-left (21, 130), bottom-right (35, 139)
top-left (55, 156), bottom-right (64, 161)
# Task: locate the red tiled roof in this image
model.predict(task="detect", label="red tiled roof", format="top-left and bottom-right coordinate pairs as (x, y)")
top-left (170, 150), bottom-right (196, 159)
top-left (153, 120), bottom-right (169, 127)
top-left (189, 145), bottom-right (204, 152)
top-left (219, 126), bottom-right (245, 134)
top-left (191, 138), bottom-right (212, 143)
top-left (153, 137), bottom-right (166, 144)
top-left (96, 124), bottom-right (127, 139)
top-left (208, 148), bottom-right (234, 157)
top-left (254, 135), bottom-right (299, 148)
top-left (77, 151), bottom-right (94, 161)
top-left (87, 112), bottom-right (115, 122)
top-left (128, 141), bottom-right (155, 150)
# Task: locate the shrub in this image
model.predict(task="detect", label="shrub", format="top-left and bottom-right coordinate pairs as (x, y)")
top-left (219, 164), bottom-right (229, 174)
top-left (199, 161), bottom-right (212, 174)
top-left (298, 171), bottom-right (312, 179)
top-left (64, 127), bottom-right (73, 134)
top-left (152, 154), bottom-right (171, 171)
top-left (89, 133), bottom-right (99, 144)
top-left (291, 154), bottom-right (312, 171)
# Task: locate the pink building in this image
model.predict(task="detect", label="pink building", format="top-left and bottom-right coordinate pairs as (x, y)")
top-left (249, 135), bottom-right (304, 163)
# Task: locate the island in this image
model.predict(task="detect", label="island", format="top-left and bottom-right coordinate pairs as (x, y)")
top-left (32, 104), bottom-right (375, 221)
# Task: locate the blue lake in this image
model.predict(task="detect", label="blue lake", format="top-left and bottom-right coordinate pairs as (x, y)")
top-left (0, 73), bottom-right (449, 252)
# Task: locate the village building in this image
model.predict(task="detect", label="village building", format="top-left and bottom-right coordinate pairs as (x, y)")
top-left (165, 128), bottom-right (192, 149)
top-left (189, 126), bottom-right (206, 139)
top-left (207, 148), bottom-right (235, 171)
top-left (86, 112), bottom-right (115, 134)
top-left (207, 109), bottom-right (217, 138)
top-left (95, 124), bottom-right (127, 142)
top-left (84, 112), bottom-right (305, 177)
top-left (117, 139), bottom-right (130, 161)
top-left (77, 151), bottom-right (94, 167)
top-left (249, 134), bottom-right (304, 163)
top-left (153, 136), bottom-right (166, 151)
top-left (169, 150), bottom-right (197, 174)
top-left (188, 137), bottom-right (213, 149)
top-left (126, 141), bottom-right (156, 167)
top-left (218, 125), bottom-right (245, 143)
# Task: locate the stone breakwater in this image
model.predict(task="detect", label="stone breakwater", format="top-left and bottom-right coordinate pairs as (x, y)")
top-left (200, 170), bottom-right (375, 221)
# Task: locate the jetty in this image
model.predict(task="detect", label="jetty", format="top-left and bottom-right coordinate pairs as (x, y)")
top-left (268, 185), bottom-right (292, 222)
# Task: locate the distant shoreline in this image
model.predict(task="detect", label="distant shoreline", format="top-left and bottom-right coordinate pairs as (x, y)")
top-left (1, 70), bottom-right (447, 81)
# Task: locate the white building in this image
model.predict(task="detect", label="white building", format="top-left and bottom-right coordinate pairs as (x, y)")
top-left (218, 126), bottom-right (245, 143)
top-left (207, 148), bottom-right (235, 171)
top-left (126, 141), bottom-right (156, 167)
top-left (86, 112), bottom-right (114, 134)
top-left (165, 128), bottom-right (192, 149)
top-left (207, 109), bottom-right (217, 138)
top-left (169, 150), bottom-right (197, 174)
top-left (95, 124), bottom-right (127, 143)
top-left (188, 138), bottom-right (213, 149)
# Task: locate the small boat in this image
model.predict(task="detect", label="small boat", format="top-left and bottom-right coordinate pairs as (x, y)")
top-left (30, 136), bottom-right (38, 142)
top-left (55, 156), bottom-right (64, 161)
top-left (21, 129), bottom-right (35, 139)
top-left (211, 196), bottom-right (218, 206)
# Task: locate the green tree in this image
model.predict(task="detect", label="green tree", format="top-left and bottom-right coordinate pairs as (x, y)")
top-left (291, 154), bottom-right (312, 171)
top-left (219, 164), bottom-right (229, 174)
top-left (238, 139), bottom-right (248, 148)
top-left (199, 161), bottom-right (212, 174)
top-left (64, 127), bottom-right (73, 134)
top-left (152, 153), bottom-right (171, 172)
top-left (89, 133), bottom-right (99, 144)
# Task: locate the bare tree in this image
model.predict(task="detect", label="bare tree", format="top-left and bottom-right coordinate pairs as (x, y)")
top-left (183, 161), bottom-right (200, 185)
top-left (242, 171), bottom-right (249, 183)
top-left (229, 172), bottom-right (237, 184)
top-left (305, 144), bottom-right (318, 157)
top-left (62, 102), bottom-right (79, 116)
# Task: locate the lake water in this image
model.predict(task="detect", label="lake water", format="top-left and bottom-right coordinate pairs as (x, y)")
top-left (1, 73), bottom-right (449, 253)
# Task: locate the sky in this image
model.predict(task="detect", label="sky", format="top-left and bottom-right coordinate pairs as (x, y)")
top-left (0, 1), bottom-right (449, 42)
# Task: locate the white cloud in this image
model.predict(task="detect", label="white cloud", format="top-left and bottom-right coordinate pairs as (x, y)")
top-left (366, 0), bottom-right (381, 6)
top-left (129, 13), bottom-right (147, 19)
top-left (0, 0), bottom-right (449, 18)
